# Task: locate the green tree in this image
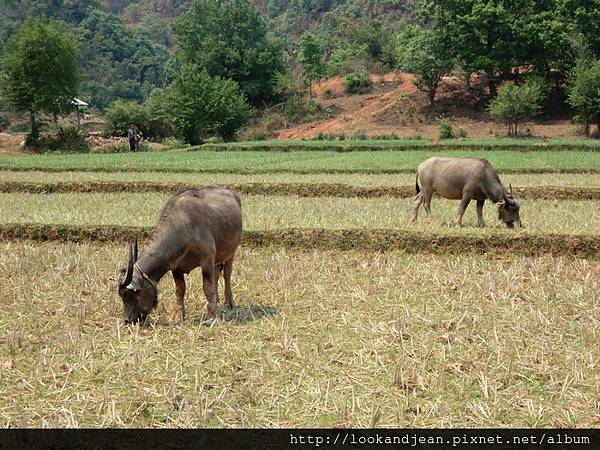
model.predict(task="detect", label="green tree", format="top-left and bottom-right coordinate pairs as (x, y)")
top-left (104, 99), bottom-right (150, 136)
top-left (488, 79), bottom-right (547, 136)
top-left (1, 17), bottom-right (79, 142)
top-left (79, 9), bottom-right (169, 109)
top-left (156, 65), bottom-right (252, 144)
top-left (421, 0), bottom-right (519, 97)
top-left (175, 0), bottom-right (286, 106)
top-left (566, 60), bottom-right (600, 136)
top-left (557, 0), bottom-right (600, 57)
top-left (354, 20), bottom-right (396, 69)
top-left (396, 26), bottom-right (453, 106)
top-left (299, 33), bottom-right (325, 97)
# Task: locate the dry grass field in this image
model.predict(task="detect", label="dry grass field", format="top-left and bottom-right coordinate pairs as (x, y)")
top-left (1, 193), bottom-right (598, 235)
top-left (1, 145), bottom-right (599, 428)
top-left (1, 243), bottom-right (599, 427)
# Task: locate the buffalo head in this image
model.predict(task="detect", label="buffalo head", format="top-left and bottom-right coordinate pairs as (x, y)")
top-left (497, 185), bottom-right (522, 228)
top-left (118, 240), bottom-right (158, 324)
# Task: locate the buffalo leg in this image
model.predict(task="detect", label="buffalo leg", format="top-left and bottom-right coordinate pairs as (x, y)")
top-left (476, 199), bottom-right (486, 227)
top-left (202, 264), bottom-right (219, 318)
top-left (411, 193), bottom-right (423, 222)
top-left (171, 270), bottom-right (186, 322)
top-left (422, 190), bottom-right (433, 222)
top-left (223, 256), bottom-right (235, 309)
top-left (456, 196), bottom-right (471, 227)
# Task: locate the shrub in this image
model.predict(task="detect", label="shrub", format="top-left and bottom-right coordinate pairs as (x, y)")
top-left (566, 60), bottom-right (600, 137)
top-left (438, 118), bottom-right (454, 139)
top-left (31, 126), bottom-right (90, 153)
top-left (306, 99), bottom-right (322, 116)
top-left (0, 114), bottom-right (9, 131)
top-left (104, 100), bottom-right (149, 137)
top-left (284, 95), bottom-right (325, 124)
top-left (324, 89), bottom-right (336, 99)
top-left (8, 121), bottom-right (30, 133)
top-left (343, 70), bottom-right (372, 94)
top-left (457, 127), bottom-right (468, 138)
top-left (157, 66), bottom-right (252, 144)
top-left (487, 79), bottom-right (547, 136)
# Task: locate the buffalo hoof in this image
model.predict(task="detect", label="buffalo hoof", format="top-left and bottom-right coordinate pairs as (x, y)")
top-left (200, 317), bottom-right (218, 327)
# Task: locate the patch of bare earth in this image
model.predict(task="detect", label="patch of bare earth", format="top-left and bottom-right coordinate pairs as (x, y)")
top-left (276, 73), bottom-right (579, 140)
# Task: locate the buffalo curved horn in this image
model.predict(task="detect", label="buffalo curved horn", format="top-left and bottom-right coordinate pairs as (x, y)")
top-left (122, 242), bottom-right (134, 288)
top-left (133, 238), bottom-right (138, 262)
top-left (508, 184), bottom-right (514, 197)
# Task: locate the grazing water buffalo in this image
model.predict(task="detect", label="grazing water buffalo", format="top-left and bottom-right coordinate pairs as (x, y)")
top-left (118, 185), bottom-right (243, 324)
top-left (412, 156), bottom-right (521, 228)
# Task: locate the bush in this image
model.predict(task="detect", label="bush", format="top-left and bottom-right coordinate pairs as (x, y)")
top-left (156, 66), bottom-right (252, 144)
top-left (343, 70), bottom-right (372, 94)
top-left (488, 79), bottom-right (547, 136)
top-left (0, 114), bottom-right (9, 131)
top-left (438, 118), bottom-right (454, 139)
top-left (566, 60), bottom-right (600, 137)
top-left (284, 95), bottom-right (325, 124)
top-left (323, 89), bottom-right (336, 99)
top-left (104, 100), bottom-right (149, 137)
top-left (8, 121), bottom-right (30, 133)
top-left (457, 127), bottom-right (468, 138)
top-left (31, 126), bottom-right (90, 153)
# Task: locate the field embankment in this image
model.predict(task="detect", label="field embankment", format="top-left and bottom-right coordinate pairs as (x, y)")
top-left (1, 180), bottom-right (599, 200)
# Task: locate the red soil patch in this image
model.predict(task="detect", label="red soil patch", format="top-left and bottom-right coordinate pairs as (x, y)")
top-left (275, 72), bottom-right (579, 141)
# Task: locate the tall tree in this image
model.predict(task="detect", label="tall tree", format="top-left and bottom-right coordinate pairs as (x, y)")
top-left (396, 25), bottom-right (454, 106)
top-left (299, 33), bottom-right (325, 97)
top-left (1, 17), bottom-right (79, 142)
top-left (175, 0), bottom-right (286, 106)
top-left (421, 0), bottom-right (519, 97)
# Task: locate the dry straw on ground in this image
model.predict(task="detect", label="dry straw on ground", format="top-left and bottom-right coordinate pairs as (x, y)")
top-left (1, 243), bottom-right (598, 427)
top-left (1, 193), bottom-right (598, 236)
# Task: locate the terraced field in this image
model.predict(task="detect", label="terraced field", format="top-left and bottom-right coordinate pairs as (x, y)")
top-left (0, 145), bottom-right (598, 427)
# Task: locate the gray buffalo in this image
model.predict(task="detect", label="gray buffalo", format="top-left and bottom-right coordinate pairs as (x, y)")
top-left (412, 156), bottom-right (521, 228)
top-left (118, 185), bottom-right (243, 324)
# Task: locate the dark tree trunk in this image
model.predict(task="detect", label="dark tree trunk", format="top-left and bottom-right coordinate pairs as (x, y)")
top-left (428, 85), bottom-right (437, 107)
top-left (28, 110), bottom-right (40, 144)
top-left (488, 77), bottom-right (497, 98)
top-left (584, 121), bottom-right (590, 137)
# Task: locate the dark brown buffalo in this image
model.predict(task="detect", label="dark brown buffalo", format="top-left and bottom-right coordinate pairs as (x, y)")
top-left (412, 156), bottom-right (521, 228)
top-left (118, 185), bottom-right (243, 324)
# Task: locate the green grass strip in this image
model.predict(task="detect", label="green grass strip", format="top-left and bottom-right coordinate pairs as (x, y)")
top-left (1, 150), bottom-right (599, 174)
top-left (198, 139), bottom-right (600, 152)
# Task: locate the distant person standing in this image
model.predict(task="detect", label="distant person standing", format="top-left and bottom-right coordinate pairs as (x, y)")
top-left (128, 124), bottom-right (139, 152)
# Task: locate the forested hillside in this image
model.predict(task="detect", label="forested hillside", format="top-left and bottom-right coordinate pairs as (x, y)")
top-left (0, 0), bottom-right (411, 109)
top-left (2, 0), bottom-right (600, 145)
